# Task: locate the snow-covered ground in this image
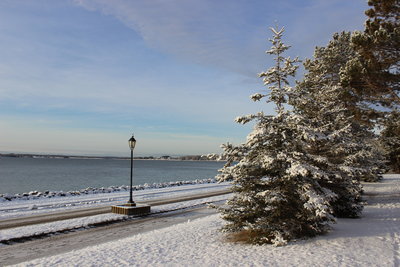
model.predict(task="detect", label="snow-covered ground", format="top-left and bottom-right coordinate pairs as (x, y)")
top-left (0, 194), bottom-right (229, 242)
top-left (0, 182), bottom-right (230, 242)
top-left (5, 174), bottom-right (400, 266)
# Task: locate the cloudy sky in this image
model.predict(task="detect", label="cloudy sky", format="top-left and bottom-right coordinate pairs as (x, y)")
top-left (0, 0), bottom-right (368, 156)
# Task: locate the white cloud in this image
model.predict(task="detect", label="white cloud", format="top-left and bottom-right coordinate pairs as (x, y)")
top-left (73, 0), bottom-right (267, 76)
top-left (73, 0), bottom-right (366, 76)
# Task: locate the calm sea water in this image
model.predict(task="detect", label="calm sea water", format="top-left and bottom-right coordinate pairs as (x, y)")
top-left (0, 157), bottom-right (225, 195)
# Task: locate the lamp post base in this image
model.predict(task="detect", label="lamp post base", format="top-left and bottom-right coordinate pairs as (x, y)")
top-left (125, 202), bottom-right (136, 207)
top-left (111, 204), bottom-right (151, 216)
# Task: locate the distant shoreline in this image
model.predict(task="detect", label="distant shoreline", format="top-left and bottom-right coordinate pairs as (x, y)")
top-left (0, 153), bottom-right (226, 162)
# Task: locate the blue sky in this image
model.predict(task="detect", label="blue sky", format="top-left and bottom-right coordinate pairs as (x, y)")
top-left (0, 0), bottom-right (368, 156)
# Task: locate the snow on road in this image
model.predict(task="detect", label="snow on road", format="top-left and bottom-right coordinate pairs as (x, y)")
top-left (7, 175), bottom-right (400, 266)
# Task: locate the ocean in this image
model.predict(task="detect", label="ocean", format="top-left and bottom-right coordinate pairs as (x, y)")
top-left (0, 157), bottom-right (225, 195)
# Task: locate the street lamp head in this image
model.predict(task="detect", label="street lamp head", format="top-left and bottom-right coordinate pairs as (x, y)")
top-left (128, 134), bottom-right (136, 151)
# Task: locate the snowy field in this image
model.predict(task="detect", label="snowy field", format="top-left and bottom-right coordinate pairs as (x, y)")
top-left (4, 174), bottom-right (400, 266)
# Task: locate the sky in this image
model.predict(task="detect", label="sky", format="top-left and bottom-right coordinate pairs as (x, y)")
top-left (0, 0), bottom-right (368, 157)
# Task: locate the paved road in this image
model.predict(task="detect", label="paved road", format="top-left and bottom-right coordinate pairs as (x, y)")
top-left (0, 189), bottom-right (230, 230)
top-left (0, 206), bottom-right (218, 266)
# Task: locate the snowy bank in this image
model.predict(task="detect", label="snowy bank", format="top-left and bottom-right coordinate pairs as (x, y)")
top-left (0, 178), bottom-right (217, 202)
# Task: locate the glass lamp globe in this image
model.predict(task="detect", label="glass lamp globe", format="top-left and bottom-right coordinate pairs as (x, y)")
top-left (128, 135), bottom-right (136, 150)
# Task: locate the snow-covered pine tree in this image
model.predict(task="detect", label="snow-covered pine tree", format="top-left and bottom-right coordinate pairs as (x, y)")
top-left (295, 32), bottom-right (384, 184)
top-left (217, 27), bottom-right (336, 245)
top-left (297, 32), bottom-right (374, 124)
top-left (291, 81), bottom-right (364, 217)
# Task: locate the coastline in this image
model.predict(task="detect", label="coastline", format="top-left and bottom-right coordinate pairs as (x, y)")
top-left (0, 153), bottom-right (226, 162)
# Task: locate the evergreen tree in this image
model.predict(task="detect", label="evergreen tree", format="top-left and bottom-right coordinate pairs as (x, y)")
top-left (295, 32), bottom-right (384, 183)
top-left (342, 0), bottom-right (400, 110)
top-left (298, 32), bottom-right (375, 124)
top-left (340, 1), bottom-right (399, 172)
top-left (217, 27), bottom-right (336, 245)
top-left (291, 82), bottom-right (365, 217)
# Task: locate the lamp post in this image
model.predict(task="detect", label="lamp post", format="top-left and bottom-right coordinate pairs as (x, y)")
top-left (128, 134), bottom-right (136, 206)
top-left (111, 133), bottom-right (150, 215)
